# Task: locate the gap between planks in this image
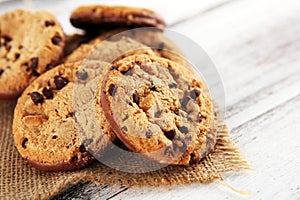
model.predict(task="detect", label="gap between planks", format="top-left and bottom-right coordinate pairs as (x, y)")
top-left (54, 0), bottom-right (300, 199)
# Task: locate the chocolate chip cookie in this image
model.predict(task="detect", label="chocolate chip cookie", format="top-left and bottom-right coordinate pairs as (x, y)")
top-left (13, 62), bottom-right (95, 171)
top-left (0, 9), bottom-right (65, 101)
top-left (73, 39), bottom-right (156, 158)
top-left (70, 5), bottom-right (166, 30)
top-left (96, 54), bottom-right (218, 165)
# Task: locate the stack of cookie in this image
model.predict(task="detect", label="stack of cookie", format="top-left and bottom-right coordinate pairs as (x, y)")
top-left (1, 5), bottom-right (218, 171)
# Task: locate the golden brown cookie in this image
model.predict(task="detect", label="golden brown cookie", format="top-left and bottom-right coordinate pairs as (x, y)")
top-left (70, 5), bottom-right (166, 30)
top-left (73, 38), bottom-right (156, 158)
top-left (13, 62), bottom-right (95, 172)
top-left (0, 9), bottom-right (65, 101)
top-left (96, 54), bottom-right (217, 165)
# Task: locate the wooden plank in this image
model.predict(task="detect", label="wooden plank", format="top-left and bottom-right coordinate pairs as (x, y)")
top-left (171, 0), bottom-right (300, 103)
top-left (51, 181), bottom-right (128, 200)
top-left (113, 95), bottom-right (300, 200)
top-left (2, 0), bottom-right (300, 199)
top-left (52, 0), bottom-right (300, 199)
top-left (109, 0), bottom-right (300, 199)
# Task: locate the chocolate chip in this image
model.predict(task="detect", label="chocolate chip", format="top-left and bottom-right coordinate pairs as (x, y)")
top-left (108, 84), bottom-right (116, 96)
top-left (122, 68), bottom-right (133, 76)
top-left (79, 144), bottom-right (86, 152)
top-left (121, 126), bottom-right (128, 132)
top-left (174, 109), bottom-right (179, 115)
top-left (45, 20), bottom-right (55, 27)
top-left (15, 53), bottom-right (20, 60)
top-left (30, 57), bottom-right (39, 69)
top-left (110, 65), bottom-right (118, 70)
top-left (32, 70), bottom-right (40, 77)
top-left (190, 89), bottom-right (201, 100)
top-left (52, 135), bottom-right (57, 139)
top-left (46, 64), bottom-right (53, 70)
top-left (164, 129), bottom-right (176, 140)
top-left (214, 111), bottom-right (217, 117)
top-left (181, 96), bottom-right (191, 110)
top-left (42, 87), bottom-right (54, 99)
top-left (146, 130), bottom-right (152, 139)
top-left (76, 71), bottom-right (88, 80)
top-left (71, 155), bottom-right (78, 162)
top-left (3, 35), bottom-right (11, 43)
top-left (54, 76), bottom-right (69, 89)
top-left (30, 92), bottom-right (44, 105)
top-left (169, 83), bottom-right (177, 88)
top-left (155, 110), bottom-right (162, 118)
top-left (0, 69), bottom-right (4, 76)
top-left (179, 126), bottom-right (189, 134)
top-left (132, 93), bottom-right (139, 104)
top-left (158, 42), bottom-right (165, 50)
top-left (150, 85), bottom-right (158, 92)
top-left (21, 138), bottom-right (28, 149)
top-left (190, 153), bottom-right (197, 164)
top-left (51, 35), bottom-right (62, 45)
top-left (123, 115), bottom-right (129, 121)
top-left (18, 45), bottom-right (23, 49)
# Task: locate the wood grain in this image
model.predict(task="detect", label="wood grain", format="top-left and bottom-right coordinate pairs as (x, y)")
top-left (1, 0), bottom-right (299, 199)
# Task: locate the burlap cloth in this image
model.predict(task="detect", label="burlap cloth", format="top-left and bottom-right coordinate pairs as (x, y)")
top-left (0, 103), bottom-right (250, 200)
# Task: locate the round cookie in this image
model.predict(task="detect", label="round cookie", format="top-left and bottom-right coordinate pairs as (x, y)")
top-left (70, 5), bottom-right (166, 30)
top-left (96, 54), bottom-right (217, 165)
top-left (73, 38), bottom-right (156, 159)
top-left (0, 9), bottom-right (65, 101)
top-left (13, 62), bottom-right (96, 171)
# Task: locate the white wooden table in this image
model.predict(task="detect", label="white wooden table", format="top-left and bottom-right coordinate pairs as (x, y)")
top-left (1, 0), bottom-right (300, 199)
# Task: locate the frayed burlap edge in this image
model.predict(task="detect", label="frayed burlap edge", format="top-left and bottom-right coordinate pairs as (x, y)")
top-left (0, 103), bottom-right (250, 200)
